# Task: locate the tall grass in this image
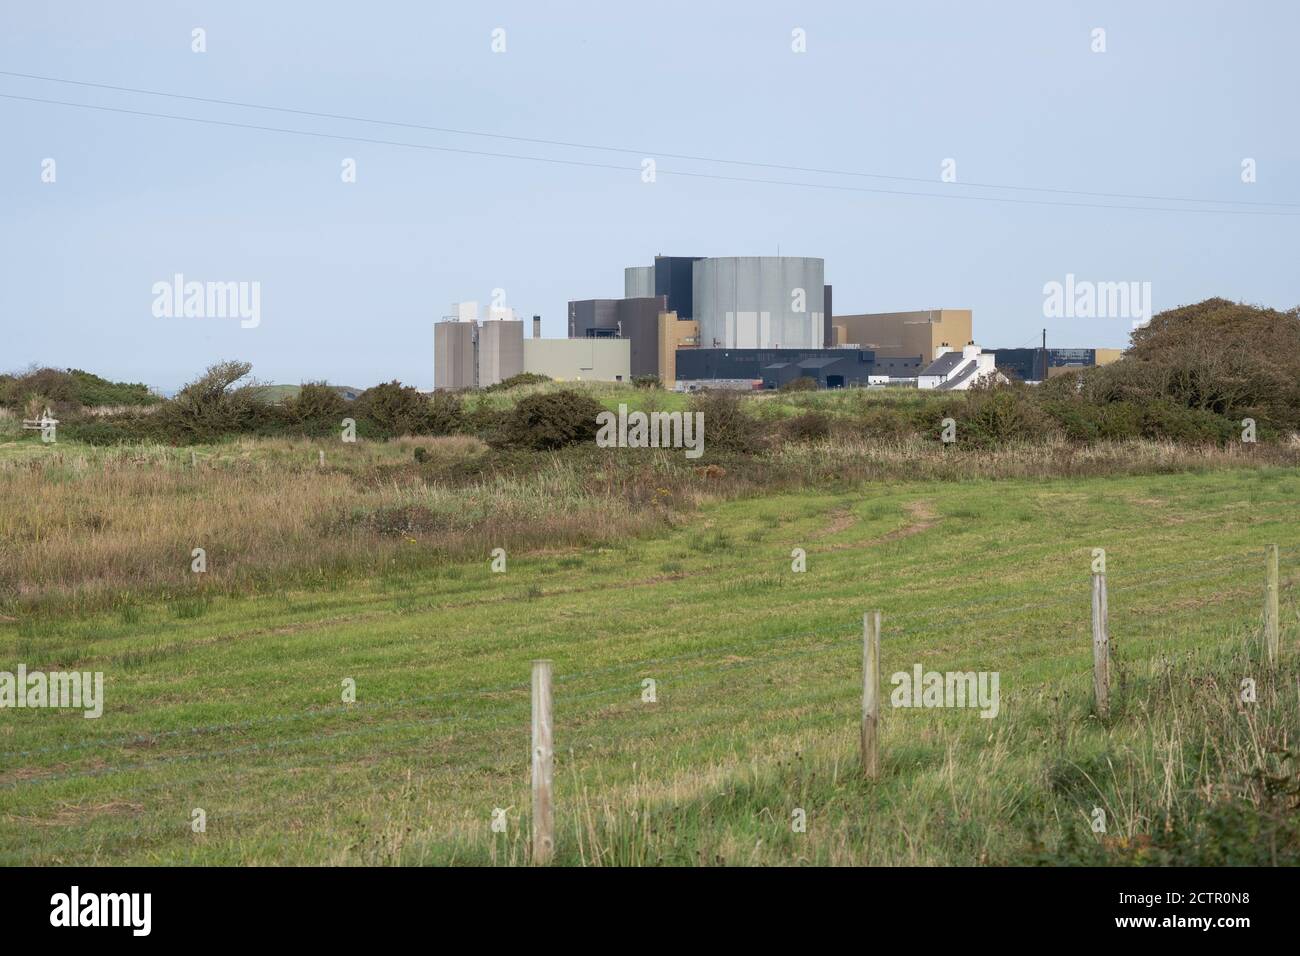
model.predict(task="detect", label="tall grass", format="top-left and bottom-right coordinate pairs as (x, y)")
top-left (1, 434), bottom-right (1296, 614)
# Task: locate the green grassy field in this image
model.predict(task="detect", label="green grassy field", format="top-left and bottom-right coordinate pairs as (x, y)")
top-left (2, 462), bottom-right (1297, 865)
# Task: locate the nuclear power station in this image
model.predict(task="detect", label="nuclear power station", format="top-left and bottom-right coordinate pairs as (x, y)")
top-left (434, 253), bottom-right (1118, 391)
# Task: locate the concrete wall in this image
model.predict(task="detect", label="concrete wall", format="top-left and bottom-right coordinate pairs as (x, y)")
top-left (477, 320), bottom-right (524, 387)
top-left (434, 321), bottom-right (476, 390)
top-left (692, 256), bottom-right (825, 350)
top-left (523, 338), bottom-right (631, 382)
top-left (832, 309), bottom-right (974, 362)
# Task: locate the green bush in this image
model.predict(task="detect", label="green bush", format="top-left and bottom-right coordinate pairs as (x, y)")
top-left (495, 389), bottom-right (604, 450)
top-left (688, 389), bottom-right (767, 454)
top-left (66, 369), bottom-right (159, 407)
top-left (1092, 298), bottom-right (1300, 431)
top-left (631, 375), bottom-right (661, 389)
top-left (426, 391), bottom-right (466, 435)
top-left (352, 382), bottom-right (461, 438)
top-left (283, 382), bottom-right (348, 433)
top-left (782, 411), bottom-right (832, 442)
top-left (1138, 399), bottom-right (1236, 444)
top-left (856, 405), bottom-right (916, 442)
top-left (154, 360), bottom-right (268, 442)
top-left (957, 384), bottom-right (1055, 447)
top-left (483, 372), bottom-right (551, 393)
top-left (0, 367), bottom-right (157, 409)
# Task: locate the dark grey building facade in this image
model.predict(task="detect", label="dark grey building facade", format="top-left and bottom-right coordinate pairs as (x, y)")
top-left (676, 348), bottom-right (895, 389)
top-left (568, 295), bottom-right (667, 378)
top-left (653, 256), bottom-right (703, 319)
top-left (993, 348), bottom-right (1102, 382)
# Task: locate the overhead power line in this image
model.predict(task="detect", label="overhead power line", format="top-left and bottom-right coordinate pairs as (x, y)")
top-left (2, 69), bottom-right (1295, 210)
top-left (3, 91), bottom-right (1298, 217)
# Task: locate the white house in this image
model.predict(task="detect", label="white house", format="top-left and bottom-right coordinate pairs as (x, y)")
top-left (917, 343), bottom-right (1006, 390)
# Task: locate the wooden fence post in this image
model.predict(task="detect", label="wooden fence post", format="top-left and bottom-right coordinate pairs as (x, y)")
top-left (1091, 572), bottom-right (1110, 719)
top-left (530, 659), bottom-right (554, 864)
top-left (1266, 544), bottom-right (1280, 668)
top-left (318, 449), bottom-right (325, 468)
top-left (862, 611), bottom-right (880, 779)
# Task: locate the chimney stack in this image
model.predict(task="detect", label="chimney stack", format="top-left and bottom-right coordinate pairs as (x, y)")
top-left (532, 315), bottom-right (541, 339)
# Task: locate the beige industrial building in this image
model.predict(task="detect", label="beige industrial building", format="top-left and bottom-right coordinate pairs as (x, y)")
top-left (657, 312), bottom-right (698, 389)
top-left (832, 309), bottom-right (973, 361)
top-left (436, 305), bottom-right (631, 389)
top-left (522, 338), bottom-right (630, 382)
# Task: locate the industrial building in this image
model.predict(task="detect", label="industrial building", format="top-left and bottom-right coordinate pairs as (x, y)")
top-left (831, 310), bottom-right (973, 361)
top-left (433, 316), bottom-right (477, 390)
top-left (992, 347), bottom-right (1123, 383)
top-left (435, 260), bottom-right (1123, 393)
top-left (676, 348), bottom-right (881, 390)
top-left (568, 296), bottom-right (669, 379)
top-left (691, 256), bottom-right (826, 350)
top-left (603, 254), bottom-right (831, 384)
top-left (435, 301), bottom-right (630, 389)
top-left (522, 337), bottom-right (630, 382)
top-left (623, 256), bottom-right (703, 318)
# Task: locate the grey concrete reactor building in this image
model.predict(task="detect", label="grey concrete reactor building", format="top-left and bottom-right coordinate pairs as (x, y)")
top-left (692, 256), bottom-right (825, 350)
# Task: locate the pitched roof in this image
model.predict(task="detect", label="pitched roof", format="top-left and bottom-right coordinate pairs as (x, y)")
top-left (937, 362), bottom-right (979, 390)
top-left (920, 351), bottom-right (966, 377)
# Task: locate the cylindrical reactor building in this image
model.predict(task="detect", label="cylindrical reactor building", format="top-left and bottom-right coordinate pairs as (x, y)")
top-left (692, 257), bottom-right (824, 350)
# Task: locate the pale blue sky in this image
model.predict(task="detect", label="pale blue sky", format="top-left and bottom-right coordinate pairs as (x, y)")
top-left (2, 1), bottom-right (1296, 390)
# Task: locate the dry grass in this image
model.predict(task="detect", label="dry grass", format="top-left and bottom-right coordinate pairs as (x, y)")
top-left (2, 434), bottom-right (1295, 614)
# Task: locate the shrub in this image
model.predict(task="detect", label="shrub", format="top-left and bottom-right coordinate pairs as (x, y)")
top-left (65, 369), bottom-right (158, 407)
top-left (957, 384), bottom-right (1054, 447)
top-left (352, 381), bottom-right (443, 438)
top-left (1138, 399), bottom-right (1236, 444)
top-left (779, 376), bottom-right (818, 392)
top-left (427, 391), bottom-right (466, 435)
top-left (856, 405), bottom-right (915, 442)
top-left (688, 390), bottom-right (767, 455)
top-left (782, 411), bottom-right (832, 442)
top-left (483, 372), bottom-right (551, 393)
top-left (282, 382), bottom-right (348, 434)
top-left (154, 360), bottom-right (267, 442)
top-left (0, 367), bottom-right (158, 410)
top-left (631, 374), bottom-right (661, 389)
top-left (0, 368), bottom-right (77, 408)
top-left (495, 389), bottom-right (604, 450)
top-left (1094, 298), bottom-right (1300, 431)
top-left (463, 403), bottom-right (508, 441)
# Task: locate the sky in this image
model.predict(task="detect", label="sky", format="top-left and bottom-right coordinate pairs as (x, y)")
top-left (1, 1), bottom-right (1297, 391)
